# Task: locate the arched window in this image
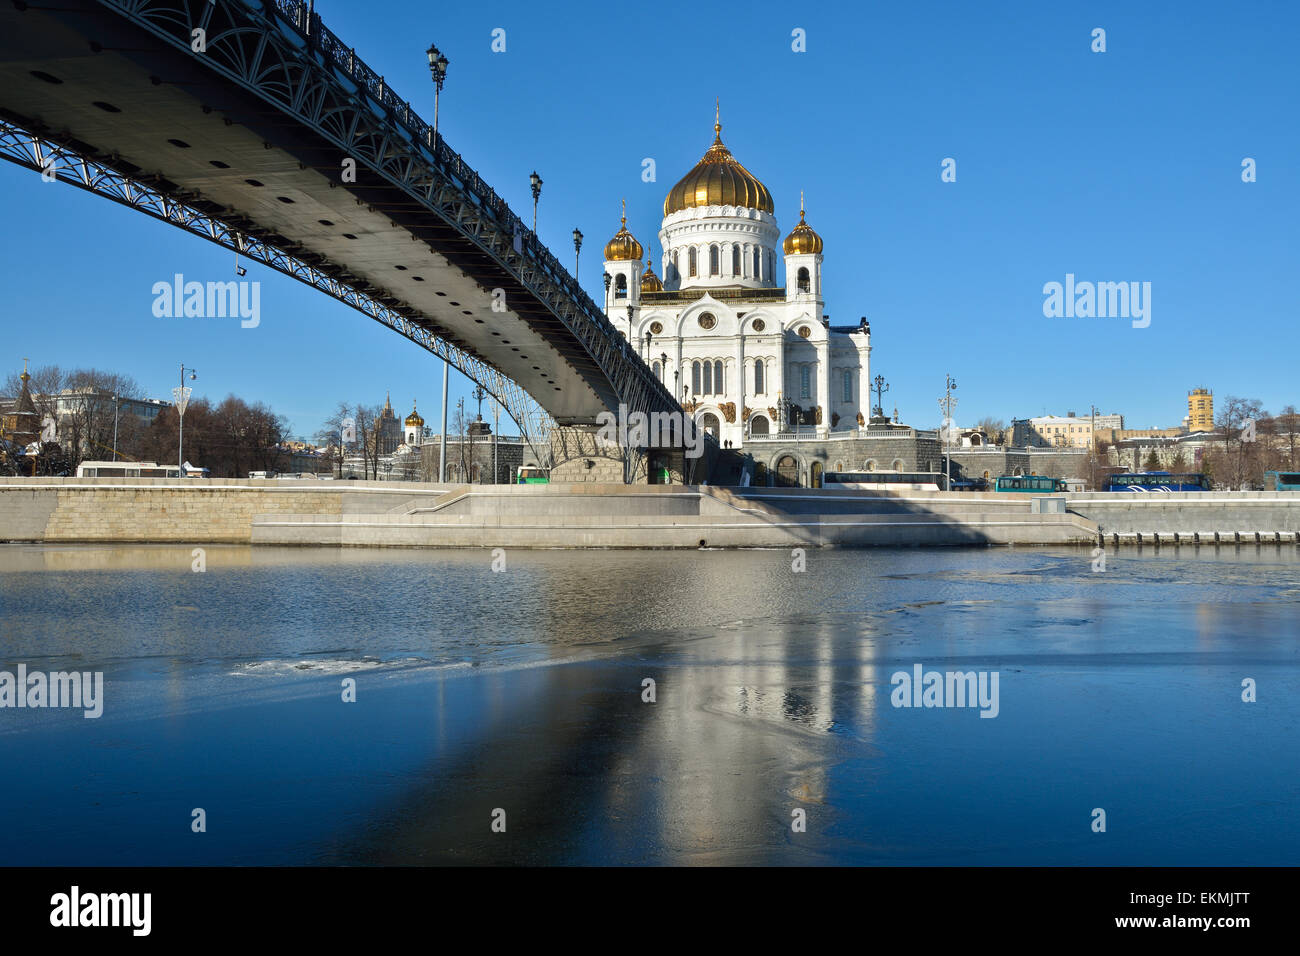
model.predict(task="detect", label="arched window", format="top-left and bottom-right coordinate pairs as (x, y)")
top-left (691, 360), bottom-right (701, 395)
top-left (799, 366), bottom-right (810, 399)
top-left (615, 273), bottom-right (627, 299)
top-left (754, 358), bottom-right (764, 395)
top-left (892, 459), bottom-right (905, 472)
top-left (842, 369), bottom-right (853, 403)
top-left (797, 267), bottom-right (810, 293)
top-left (753, 247), bottom-right (760, 279)
top-left (671, 251), bottom-right (678, 282)
top-left (731, 245), bottom-right (740, 276)
top-left (713, 360), bottom-right (724, 394)
top-left (652, 360), bottom-right (661, 380)
top-left (688, 247), bottom-right (697, 277)
top-left (709, 245), bottom-right (720, 276)
top-left (767, 251), bottom-right (774, 282)
top-left (750, 416), bottom-right (769, 436)
top-left (703, 360), bottom-right (713, 394)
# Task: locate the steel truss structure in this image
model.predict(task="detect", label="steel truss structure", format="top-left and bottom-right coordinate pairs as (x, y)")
top-left (43, 0), bottom-right (679, 478)
top-left (0, 118), bottom-right (563, 463)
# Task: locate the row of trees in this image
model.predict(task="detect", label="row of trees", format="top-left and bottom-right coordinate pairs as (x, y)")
top-left (2, 364), bottom-right (295, 477)
top-left (1205, 398), bottom-right (1299, 489)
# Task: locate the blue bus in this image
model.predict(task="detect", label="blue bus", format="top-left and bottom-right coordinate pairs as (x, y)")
top-left (994, 475), bottom-right (1067, 493)
top-left (1264, 471), bottom-right (1300, 491)
top-left (1103, 471), bottom-right (1211, 492)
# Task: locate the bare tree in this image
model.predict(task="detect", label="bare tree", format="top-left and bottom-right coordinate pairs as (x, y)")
top-left (1273, 405), bottom-right (1298, 469)
top-left (316, 402), bottom-right (353, 478)
top-left (1213, 395), bottom-right (1268, 489)
top-left (353, 403), bottom-right (381, 480)
top-left (974, 416), bottom-right (1007, 445)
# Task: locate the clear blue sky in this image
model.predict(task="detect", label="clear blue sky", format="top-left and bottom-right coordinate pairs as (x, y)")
top-left (2, 0), bottom-right (1296, 438)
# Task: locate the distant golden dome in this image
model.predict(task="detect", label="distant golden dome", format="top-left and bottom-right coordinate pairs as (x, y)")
top-left (604, 200), bottom-right (643, 261)
top-left (640, 257), bottom-right (663, 293)
top-left (782, 200), bottom-right (823, 255)
top-left (664, 112), bottom-right (773, 216)
top-left (404, 400), bottom-right (424, 428)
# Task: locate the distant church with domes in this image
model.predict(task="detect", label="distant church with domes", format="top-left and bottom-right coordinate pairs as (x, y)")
top-left (601, 108), bottom-right (872, 451)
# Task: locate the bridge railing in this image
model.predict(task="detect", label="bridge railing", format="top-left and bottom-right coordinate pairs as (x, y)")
top-left (271, 0), bottom-right (668, 409)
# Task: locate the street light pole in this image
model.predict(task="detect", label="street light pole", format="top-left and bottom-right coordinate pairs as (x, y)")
top-left (573, 227), bottom-right (583, 280)
top-left (428, 42), bottom-right (450, 484)
top-left (938, 373), bottom-right (958, 491)
top-left (112, 394), bottom-right (119, 461)
top-left (530, 171), bottom-right (542, 232)
top-left (176, 364), bottom-right (196, 474)
top-left (438, 360), bottom-right (448, 483)
top-left (426, 44), bottom-right (448, 144)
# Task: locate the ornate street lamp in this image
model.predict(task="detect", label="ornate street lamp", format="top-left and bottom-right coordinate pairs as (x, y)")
top-left (425, 44), bottom-right (448, 143)
top-left (175, 364), bottom-right (197, 473)
top-left (428, 42), bottom-right (450, 480)
top-left (572, 227), bottom-right (583, 279)
top-left (529, 171), bottom-right (542, 232)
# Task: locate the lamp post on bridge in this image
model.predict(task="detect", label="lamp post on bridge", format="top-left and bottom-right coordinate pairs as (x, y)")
top-left (572, 228), bottom-right (582, 281)
top-left (530, 171), bottom-right (542, 233)
top-left (427, 42), bottom-right (450, 483)
top-left (426, 44), bottom-right (448, 145)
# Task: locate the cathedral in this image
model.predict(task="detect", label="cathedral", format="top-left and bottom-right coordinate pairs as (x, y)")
top-left (601, 111), bottom-right (872, 451)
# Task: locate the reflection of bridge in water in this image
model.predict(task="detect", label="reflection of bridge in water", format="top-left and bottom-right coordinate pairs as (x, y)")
top-left (0, 0), bottom-right (679, 464)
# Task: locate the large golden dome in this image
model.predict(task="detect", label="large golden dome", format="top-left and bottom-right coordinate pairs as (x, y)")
top-left (663, 112), bottom-right (773, 217)
top-left (782, 201), bottom-right (823, 255)
top-left (603, 202), bottom-right (643, 261)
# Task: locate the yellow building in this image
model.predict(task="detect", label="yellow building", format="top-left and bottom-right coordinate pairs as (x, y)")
top-left (1188, 388), bottom-right (1213, 432)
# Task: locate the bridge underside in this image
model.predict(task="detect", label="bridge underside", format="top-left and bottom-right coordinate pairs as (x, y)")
top-left (0, 0), bottom-right (640, 428)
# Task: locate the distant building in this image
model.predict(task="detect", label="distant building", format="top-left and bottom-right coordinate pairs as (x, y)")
top-left (375, 393), bottom-right (403, 455)
top-left (1012, 414), bottom-right (1094, 449)
top-left (1187, 387), bottom-right (1214, 431)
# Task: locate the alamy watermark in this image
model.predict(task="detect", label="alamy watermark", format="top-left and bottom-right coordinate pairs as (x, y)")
top-left (1042, 273), bottom-right (1150, 328)
top-left (890, 663), bottom-right (999, 718)
top-left (152, 274), bottom-right (261, 328)
top-left (595, 402), bottom-right (705, 458)
top-left (0, 665), bottom-right (103, 718)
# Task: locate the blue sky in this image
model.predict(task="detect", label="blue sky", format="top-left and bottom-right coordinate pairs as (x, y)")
top-left (2, 0), bottom-right (1297, 438)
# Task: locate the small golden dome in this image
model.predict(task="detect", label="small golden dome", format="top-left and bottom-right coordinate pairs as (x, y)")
top-left (604, 200), bottom-right (643, 262)
top-left (404, 400), bottom-right (424, 428)
top-left (664, 106), bottom-right (773, 216)
top-left (640, 257), bottom-right (663, 293)
top-left (782, 196), bottom-right (823, 255)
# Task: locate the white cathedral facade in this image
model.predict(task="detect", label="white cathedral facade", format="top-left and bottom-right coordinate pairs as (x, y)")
top-left (601, 114), bottom-right (872, 450)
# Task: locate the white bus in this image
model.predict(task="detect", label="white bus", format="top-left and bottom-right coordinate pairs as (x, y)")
top-left (822, 471), bottom-right (948, 491)
top-left (76, 461), bottom-right (182, 478)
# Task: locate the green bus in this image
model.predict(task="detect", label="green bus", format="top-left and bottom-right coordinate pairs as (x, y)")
top-left (994, 475), bottom-right (1067, 493)
top-left (516, 466), bottom-right (549, 484)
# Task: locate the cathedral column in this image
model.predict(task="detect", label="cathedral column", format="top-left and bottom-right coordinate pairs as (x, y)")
top-left (816, 340), bottom-right (830, 436)
top-left (734, 334), bottom-right (745, 441)
top-left (675, 336), bottom-right (685, 405)
top-left (774, 329), bottom-right (786, 426)
top-left (858, 343), bottom-right (872, 426)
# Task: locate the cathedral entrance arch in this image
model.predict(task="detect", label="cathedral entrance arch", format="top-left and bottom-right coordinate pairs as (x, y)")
top-left (750, 415), bottom-right (769, 436)
top-left (700, 413), bottom-right (721, 438)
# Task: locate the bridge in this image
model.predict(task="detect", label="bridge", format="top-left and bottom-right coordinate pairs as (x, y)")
top-left (0, 0), bottom-right (680, 466)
